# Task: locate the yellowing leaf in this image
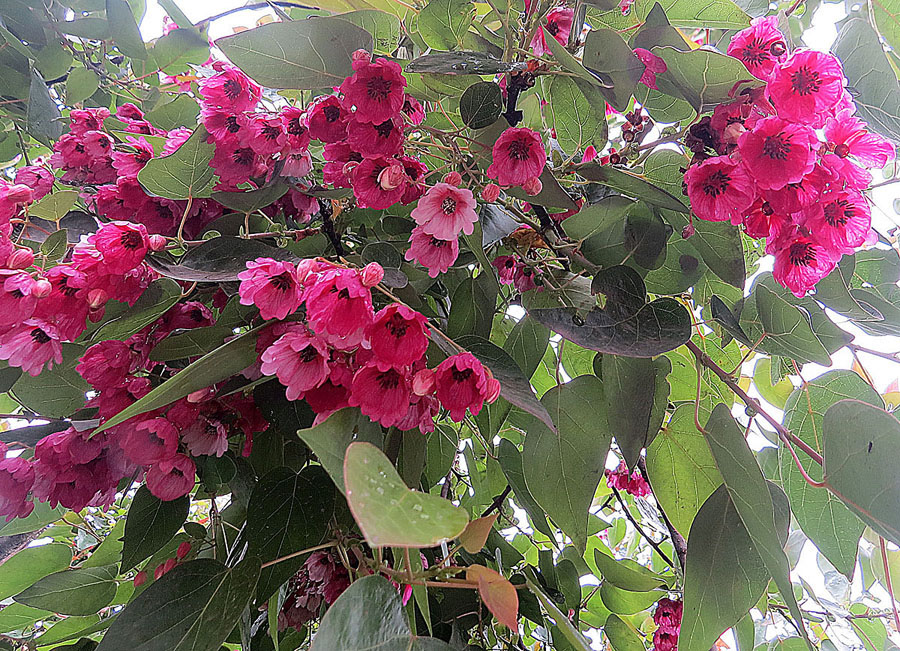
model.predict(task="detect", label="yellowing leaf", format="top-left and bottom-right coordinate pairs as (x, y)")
top-left (458, 514), bottom-right (498, 553)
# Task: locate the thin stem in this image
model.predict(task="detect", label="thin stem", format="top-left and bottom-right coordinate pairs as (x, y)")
top-left (637, 458), bottom-right (686, 569)
top-left (175, 196), bottom-right (194, 243)
top-left (480, 485), bottom-right (512, 518)
top-left (880, 537), bottom-right (900, 633)
top-left (610, 485), bottom-right (675, 568)
top-left (259, 541), bottom-right (339, 569)
top-left (848, 343), bottom-right (900, 364)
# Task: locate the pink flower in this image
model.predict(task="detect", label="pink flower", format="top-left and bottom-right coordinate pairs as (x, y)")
top-left (404, 226), bottom-right (459, 277)
top-left (581, 146), bottom-right (598, 163)
top-left (366, 303), bottom-right (430, 369)
top-left (14, 166), bottom-right (54, 201)
top-left (0, 444), bottom-right (34, 521)
top-left (770, 229), bottom-right (837, 297)
top-left (123, 418), bottom-right (179, 466)
top-left (653, 598), bottom-right (682, 651)
top-left (434, 352), bottom-right (499, 422)
top-left (340, 55), bottom-right (407, 124)
top-left (822, 152), bottom-right (872, 191)
top-left (411, 183), bottom-right (479, 240)
top-left (492, 256), bottom-right (518, 284)
top-left (77, 340), bottom-right (138, 389)
top-left (210, 144), bottom-right (268, 189)
top-left (307, 95), bottom-right (349, 143)
top-left (401, 96), bottom-right (426, 125)
top-left (767, 50), bottom-right (845, 126)
top-left (199, 64), bottom-right (261, 112)
top-left (260, 327), bottom-right (330, 400)
top-left (399, 156), bottom-right (428, 204)
top-left (487, 128), bottom-right (545, 187)
top-left (530, 7), bottom-right (574, 56)
top-left (146, 454), bottom-right (196, 501)
top-left (237, 258), bottom-right (304, 320)
top-left (181, 418), bottom-right (228, 457)
top-left (683, 156), bottom-right (756, 224)
top-left (634, 48), bottom-right (667, 90)
top-left (280, 106), bottom-right (311, 152)
top-left (482, 183), bottom-right (502, 202)
top-left (606, 460), bottom-right (651, 497)
top-left (743, 199), bottom-right (789, 239)
top-left (349, 364), bottom-right (412, 427)
top-left (738, 117), bottom-right (817, 190)
top-left (89, 221), bottom-right (150, 273)
top-left (351, 157), bottom-right (407, 209)
top-left (0, 319), bottom-right (63, 376)
top-left (112, 136), bottom-right (154, 178)
top-left (201, 108), bottom-right (248, 144)
top-left (727, 16), bottom-right (787, 79)
top-left (0, 271), bottom-right (40, 328)
top-left (346, 117), bottom-right (405, 157)
top-left (304, 268), bottom-right (374, 349)
top-left (802, 188), bottom-right (871, 254)
top-left (825, 109), bottom-right (896, 169)
top-left (246, 113), bottom-right (288, 157)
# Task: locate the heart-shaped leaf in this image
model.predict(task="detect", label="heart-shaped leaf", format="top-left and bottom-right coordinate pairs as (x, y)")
top-left (458, 514), bottom-right (498, 553)
top-left (466, 565), bottom-right (519, 629)
top-left (137, 127), bottom-right (216, 200)
top-left (344, 442), bottom-right (469, 548)
top-left (460, 81), bottom-right (503, 129)
top-left (120, 486), bottom-right (189, 573)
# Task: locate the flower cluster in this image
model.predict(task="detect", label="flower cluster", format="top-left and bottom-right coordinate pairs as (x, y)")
top-left (652, 598), bottom-right (683, 651)
top-left (605, 460), bottom-right (652, 498)
top-left (684, 17), bottom-right (894, 296)
top-left (133, 540), bottom-right (194, 587)
top-left (279, 551), bottom-right (351, 631)
top-left (243, 257), bottom-right (501, 431)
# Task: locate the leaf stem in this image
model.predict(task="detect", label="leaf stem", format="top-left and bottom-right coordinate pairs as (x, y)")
top-left (609, 484), bottom-right (675, 568)
top-left (259, 540), bottom-right (339, 569)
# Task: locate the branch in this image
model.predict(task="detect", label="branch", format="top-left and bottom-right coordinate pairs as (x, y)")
top-left (610, 485), bottom-right (675, 568)
top-left (637, 458), bottom-right (686, 569)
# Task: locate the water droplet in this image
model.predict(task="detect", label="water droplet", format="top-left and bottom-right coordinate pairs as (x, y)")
top-left (376, 487), bottom-right (384, 494)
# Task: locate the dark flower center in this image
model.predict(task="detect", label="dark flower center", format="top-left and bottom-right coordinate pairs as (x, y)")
top-left (269, 272), bottom-right (293, 291)
top-left (377, 369), bottom-right (400, 390)
top-left (262, 124), bottom-right (281, 141)
top-left (386, 312), bottom-right (409, 338)
top-left (323, 106), bottom-right (341, 123)
top-left (120, 230), bottom-right (144, 250)
top-left (337, 288), bottom-right (350, 300)
top-left (225, 116), bottom-right (242, 133)
top-left (824, 199), bottom-right (853, 227)
top-left (504, 259), bottom-right (515, 268)
top-left (790, 65), bottom-right (821, 95)
top-left (223, 78), bottom-right (242, 99)
top-left (366, 76), bottom-right (393, 101)
top-left (451, 367), bottom-right (473, 383)
top-left (740, 39), bottom-right (769, 65)
top-left (374, 120), bottom-right (395, 139)
top-left (546, 20), bottom-right (560, 35)
top-left (9, 289), bottom-right (23, 299)
top-left (834, 143), bottom-right (851, 158)
top-left (30, 328), bottom-right (51, 344)
top-left (287, 118), bottom-right (306, 136)
top-left (788, 240), bottom-right (816, 267)
top-left (441, 197), bottom-right (457, 214)
top-left (762, 133), bottom-right (792, 160)
top-left (430, 237), bottom-right (449, 248)
top-left (299, 346), bottom-right (319, 362)
top-left (506, 137), bottom-right (533, 161)
top-left (701, 170), bottom-right (730, 197)
top-left (233, 148), bottom-right (255, 166)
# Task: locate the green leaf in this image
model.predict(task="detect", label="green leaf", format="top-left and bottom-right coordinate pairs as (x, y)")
top-left (576, 163), bottom-right (689, 213)
top-left (605, 614), bottom-right (646, 651)
top-left (447, 274), bottom-right (496, 340)
top-left (543, 27), bottom-right (610, 87)
top-left (137, 127), bottom-right (216, 200)
top-left (146, 93), bottom-right (201, 132)
top-left (93, 329), bottom-right (259, 433)
top-left (344, 442), bottom-right (469, 547)
top-left (779, 371), bottom-right (874, 579)
top-left (30, 190), bottom-right (79, 223)
top-left (212, 183), bottom-right (289, 214)
top-left (651, 46), bottom-right (758, 110)
top-left (637, 0), bottom-right (750, 28)
top-left (417, 0), bottom-right (476, 50)
top-left (0, 502), bottom-right (65, 536)
top-left (13, 345), bottom-right (89, 419)
top-left (106, 0), bottom-right (147, 59)
top-left (582, 29), bottom-right (644, 111)
top-left (82, 520), bottom-right (125, 569)
top-left (120, 486), bottom-right (190, 572)
top-left (602, 354), bottom-right (670, 467)
top-left (406, 51), bottom-right (524, 74)
top-left (832, 18), bottom-right (900, 142)
top-left (547, 76), bottom-right (609, 155)
top-left (40, 228), bottom-right (69, 263)
top-left (296, 408), bottom-right (384, 492)
top-left (36, 614), bottom-right (101, 646)
top-left (310, 575), bottom-right (453, 651)
top-left (522, 374), bottom-right (611, 552)
top-left (95, 558), bottom-right (261, 651)
top-left (91, 279), bottom-right (182, 341)
top-left (14, 565), bottom-right (117, 616)
top-left (0, 543), bottom-right (71, 602)
top-left (752, 283), bottom-right (832, 366)
top-left (497, 438), bottom-right (555, 538)
top-left (593, 549), bottom-right (667, 591)
top-left (66, 66), bottom-right (100, 105)
top-left (27, 66), bottom-right (63, 145)
top-left (216, 18), bottom-right (373, 89)
top-left (600, 583), bottom-right (665, 614)
top-left (530, 265), bottom-right (692, 357)
top-left (703, 404), bottom-right (813, 651)
top-left (247, 466), bottom-right (336, 601)
top-left (0, 603), bottom-right (50, 634)
top-left (459, 81), bottom-right (503, 129)
top-left (525, 574), bottom-right (593, 651)
top-left (148, 236), bottom-right (298, 283)
top-left (646, 404), bottom-right (722, 536)
top-left (150, 28), bottom-right (210, 74)
top-left (680, 483), bottom-right (789, 651)
top-left (339, 10), bottom-right (402, 54)
top-left (823, 399), bottom-right (900, 547)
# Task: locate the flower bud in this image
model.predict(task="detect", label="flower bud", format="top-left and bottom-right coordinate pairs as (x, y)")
top-left (187, 387), bottom-right (214, 403)
top-left (148, 234), bottom-right (167, 251)
top-left (5, 184), bottom-right (33, 205)
top-left (32, 279), bottom-right (52, 299)
top-left (6, 248), bottom-right (34, 270)
top-left (412, 368), bottom-right (436, 396)
top-left (154, 557), bottom-right (177, 580)
top-left (442, 171), bottom-right (463, 186)
top-left (176, 541), bottom-right (192, 560)
top-left (481, 183), bottom-right (501, 203)
top-left (581, 145), bottom-right (598, 163)
top-left (295, 258), bottom-right (317, 284)
top-left (484, 368), bottom-right (502, 403)
top-left (522, 176), bottom-right (543, 196)
top-left (133, 570), bottom-right (148, 587)
top-left (87, 288), bottom-right (108, 309)
top-left (351, 49), bottom-right (371, 65)
top-left (360, 262), bottom-right (384, 288)
top-left (681, 222), bottom-right (695, 239)
top-left (377, 162), bottom-right (406, 191)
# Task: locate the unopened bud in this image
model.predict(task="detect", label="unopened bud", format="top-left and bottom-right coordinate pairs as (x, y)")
top-left (486, 377), bottom-right (502, 403)
top-left (481, 183), bottom-right (501, 203)
top-left (176, 541), bottom-right (191, 559)
top-left (377, 162), bottom-right (406, 191)
top-left (681, 222), bottom-right (695, 239)
top-left (6, 248), bottom-right (34, 270)
top-left (154, 557), bottom-right (177, 580)
top-left (581, 145), bottom-right (598, 163)
top-left (5, 184), bottom-right (33, 205)
top-left (723, 122), bottom-right (745, 144)
top-left (148, 234), bottom-right (167, 251)
top-left (522, 176), bottom-right (542, 196)
top-left (187, 387), bottom-right (214, 403)
top-left (352, 49), bottom-right (371, 63)
top-left (442, 171), bottom-right (463, 186)
top-left (133, 570), bottom-right (148, 587)
top-left (360, 262), bottom-right (384, 288)
top-left (412, 368), bottom-right (436, 396)
top-left (87, 288), bottom-right (108, 309)
top-left (295, 258), bottom-right (317, 284)
top-left (32, 279), bottom-right (52, 299)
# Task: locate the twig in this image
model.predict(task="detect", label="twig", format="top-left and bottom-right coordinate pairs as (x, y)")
top-left (481, 485), bottom-right (512, 518)
top-left (259, 541), bottom-right (339, 569)
top-left (318, 199), bottom-right (344, 256)
top-left (637, 458), bottom-right (686, 569)
top-left (848, 343), bottom-right (900, 364)
top-left (610, 485), bottom-right (675, 568)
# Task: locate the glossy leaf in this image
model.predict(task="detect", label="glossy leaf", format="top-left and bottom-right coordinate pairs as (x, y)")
top-left (91, 279), bottom-right (182, 342)
top-left (14, 565), bottom-right (117, 616)
top-left (120, 486), bottom-right (190, 572)
top-left (137, 127), bottom-right (216, 200)
top-left (576, 163), bottom-right (689, 213)
top-left (593, 549), bottom-right (668, 591)
top-left (460, 81), bottom-right (503, 129)
top-left (0, 543), bottom-right (71, 602)
top-left (148, 236), bottom-right (297, 283)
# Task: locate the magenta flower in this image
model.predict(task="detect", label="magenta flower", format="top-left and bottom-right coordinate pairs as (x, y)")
top-left (339, 54), bottom-right (407, 125)
top-left (90, 221), bottom-right (150, 274)
top-left (770, 229), bottom-right (837, 297)
top-left (201, 107), bottom-right (248, 144)
top-left (767, 50), bottom-right (845, 126)
top-left (307, 95), bottom-right (349, 143)
top-left (111, 135), bottom-right (154, 178)
top-left (123, 417), bottom-right (179, 466)
top-left (825, 109), bottom-right (896, 169)
top-left (77, 339), bottom-right (138, 390)
top-left (280, 106), bottom-right (311, 152)
top-left (399, 156), bottom-right (428, 204)
top-left (0, 445), bottom-right (34, 521)
top-left (434, 352), bottom-right (500, 422)
top-left (738, 117), bottom-right (817, 190)
top-left (259, 327), bottom-right (330, 400)
top-left (246, 113), bottom-right (287, 157)
top-left (198, 64), bottom-right (261, 112)
top-left (146, 454), bottom-right (196, 501)
top-left (0, 319), bottom-right (63, 376)
top-left (14, 166), bottom-right (53, 201)
top-left (634, 48), bottom-right (667, 90)
top-left (351, 157), bottom-right (407, 209)
top-left (401, 96), bottom-right (426, 125)
top-left (404, 226), bottom-right (460, 278)
top-left (605, 460), bottom-right (652, 497)
top-left (530, 7), bottom-right (574, 56)
top-left (304, 268), bottom-right (374, 349)
top-left (726, 16), bottom-right (787, 79)
top-left (238, 258), bottom-right (304, 321)
top-left (683, 156), bottom-right (756, 224)
top-left (802, 188), bottom-right (871, 254)
top-left (492, 256), bottom-right (518, 284)
top-left (366, 303), bottom-right (430, 369)
top-left (349, 363), bottom-right (412, 427)
top-left (346, 116), bottom-right (405, 158)
top-left (0, 271), bottom-right (40, 328)
top-left (210, 144), bottom-right (268, 189)
top-left (411, 183), bottom-right (479, 241)
top-left (653, 598), bottom-right (683, 651)
top-left (487, 127), bottom-right (546, 187)
top-left (181, 418), bottom-right (229, 457)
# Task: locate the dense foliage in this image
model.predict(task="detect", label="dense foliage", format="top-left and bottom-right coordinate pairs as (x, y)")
top-left (0, 0), bottom-right (897, 649)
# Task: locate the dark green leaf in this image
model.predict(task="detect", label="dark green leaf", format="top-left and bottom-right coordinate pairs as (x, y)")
top-left (106, 0), bottom-right (147, 59)
top-left (497, 439), bottom-right (554, 538)
top-left (26, 67), bottom-right (63, 145)
top-left (593, 549), bottom-right (667, 591)
top-left (137, 127), bottom-right (216, 200)
top-left (212, 184), bottom-right (289, 213)
top-left (709, 295), bottom-right (752, 346)
top-left (66, 67), bottom-right (100, 104)
top-left (525, 574), bottom-right (593, 651)
top-left (216, 18), bottom-right (373, 89)
top-left (13, 345), bottom-right (88, 419)
top-left (91, 279), bottom-right (182, 341)
top-left (146, 94), bottom-right (201, 132)
top-left (417, 0), bottom-right (476, 50)
top-left (0, 603), bottom-right (51, 634)
top-left (576, 163), bottom-right (689, 213)
top-left (14, 565), bottom-right (117, 616)
top-left (460, 81), bottom-right (503, 129)
top-left (120, 486), bottom-right (190, 572)
top-left (547, 76), bottom-right (609, 155)
top-left (582, 29), bottom-right (644, 111)
top-left (522, 374), bottom-right (611, 552)
top-left (0, 543), bottom-right (71, 602)
top-left (147, 237), bottom-right (298, 283)
top-left (447, 275), bottom-right (496, 340)
top-left (752, 283), bottom-right (832, 365)
top-left (406, 51), bottom-right (525, 74)
top-left (96, 558), bottom-right (261, 651)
